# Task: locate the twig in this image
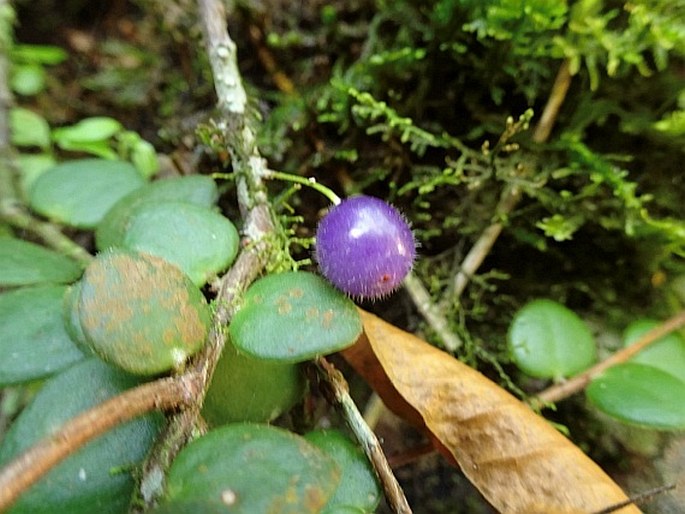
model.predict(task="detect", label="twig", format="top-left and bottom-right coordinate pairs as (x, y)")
top-left (0, 375), bottom-right (199, 512)
top-left (0, 204), bottom-right (94, 266)
top-left (403, 61), bottom-right (573, 352)
top-left (403, 272), bottom-right (463, 351)
top-left (133, 0), bottom-right (279, 508)
top-left (592, 483), bottom-right (676, 514)
top-left (533, 310), bottom-right (685, 406)
top-left (316, 357), bottom-right (412, 514)
top-left (198, 0), bottom-right (246, 115)
top-left (446, 58), bottom-right (572, 301)
top-left (531, 59), bottom-right (572, 144)
top-left (448, 184), bottom-right (523, 301)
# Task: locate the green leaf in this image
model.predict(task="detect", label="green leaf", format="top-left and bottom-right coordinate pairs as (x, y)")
top-left (623, 319), bottom-right (685, 381)
top-left (305, 430), bottom-right (381, 514)
top-left (536, 214), bottom-right (584, 241)
top-left (507, 298), bottom-right (597, 379)
top-left (130, 138), bottom-right (159, 178)
top-left (78, 250), bottom-right (211, 375)
top-left (16, 154), bottom-right (56, 197)
top-left (28, 159), bottom-right (145, 229)
top-left (0, 359), bottom-right (162, 514)
top-left (0, 285), bottom-right (84, 385)
top-left (587, 362), bottom-right (685, 430)
top-left (11, 63), bottom-right (46, 96)
top-left (95, 175), bottom-right (219, 250)
top-left (53, 117), bottom-right (123, 145)
top-left (11, 44), bottom-right (68, 65)
top-left (147, 502), bottom-right (228, 514)
top-left (56, 139), bottom-right (119, 159)
top-left (163, 424), bottom-right (340, 514)
top-left (230, 271), bottom-right (362, 363)
top-left (62, 282), bottom-right (93, 355)
top-left (203, 342), bottom-right (304, 425)
top-left (10, 107), bottom-right (51, 149)
top-left (0, 237), bottom-right (82, 286)
top-left (120, 202), bottom-right (239, 286)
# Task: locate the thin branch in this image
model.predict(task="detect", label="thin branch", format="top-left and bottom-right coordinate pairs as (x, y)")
top-left (448, 184), bottom-right (523, 301)
top-left (592, 483), bottom-right (676, 514)
top-left (531, 59), bottom-right (572, 144)
top-left (0, 204), bottom-right (95, 266)
top-left (447, 59), bottom-right (572, 301)
top-left (198, 0), bottom-right (246, 115)
top-left (316, 357), bottom-right (412, 514)
top-left (403, 272), bottom-right (463, 351)
top-left (403, 59), bottom-right (574, 351)
top-left (0, 375), bottom-right (199, 512)
top-left (533, 310), bottom-right (685, 406)
top-left (0, 1), bottom-right (279, 509)
top-left (134, 0), bottom-right (279, 508)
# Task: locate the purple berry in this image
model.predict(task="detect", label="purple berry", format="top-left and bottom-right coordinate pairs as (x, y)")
top-left (315, 195), bottom-right (416, 299)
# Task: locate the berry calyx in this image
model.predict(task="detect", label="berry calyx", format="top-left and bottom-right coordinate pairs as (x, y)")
top-left (315, 195), bottom-right (415, 299)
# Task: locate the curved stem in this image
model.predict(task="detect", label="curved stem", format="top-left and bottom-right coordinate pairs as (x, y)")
top-left (266, 170), bottom-right (341, 205)
top-left (0, 375), bottom-right (199, 512)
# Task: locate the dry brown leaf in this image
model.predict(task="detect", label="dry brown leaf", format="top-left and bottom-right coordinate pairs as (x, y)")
top-left (343, 309), bottom-right (642, 514)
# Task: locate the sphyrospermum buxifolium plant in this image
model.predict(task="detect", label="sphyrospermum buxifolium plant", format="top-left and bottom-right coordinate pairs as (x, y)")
top-left (1, 144), bottom-right (384, 511)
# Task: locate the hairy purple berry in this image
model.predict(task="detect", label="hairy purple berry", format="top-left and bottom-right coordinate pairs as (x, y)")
top-left (315, 195), bottom-right (416, 299)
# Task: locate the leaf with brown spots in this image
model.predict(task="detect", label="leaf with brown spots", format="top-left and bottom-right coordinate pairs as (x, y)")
top-left (229, 271), bottom-right (361, 363)
top-left (161, 424), bottom-right (340, 514)
top-left (77, 249), bottom-right (211, 375)
top-left (342, 309), bottom-right (642, 514)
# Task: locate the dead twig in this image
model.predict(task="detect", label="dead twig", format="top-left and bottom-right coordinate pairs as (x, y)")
top-left (403, 59), bottom-right (574, 352)
top-left (316, 357), bottom-right (413, 514)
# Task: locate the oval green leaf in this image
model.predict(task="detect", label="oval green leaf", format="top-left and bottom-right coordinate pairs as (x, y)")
top-left (121, 202), bottom-right (239, 286)
top-left (28, 159), bottom-right (145, 228)
top-left (623, 319), bottom-right (685, 381)
top-left (305, 430), bottom-right (381, 514)
top-left (11, 44), bottom-right (68, 64)
top-left (587, 362), bottom-right (685, 430)
top-left (129, 138), bottom-right (159, 178)
top-left (78, 249), bottom-right (211, 375)
top-left (0, 359), bottom-right (162, 514)
top-left (203, 342), bottom-right (304, 425)
top-left (52, 117), bottom-right (122, 145)
top-left (230, 271), bottom-right (362, 363)
top-left (62, 282), bottom-right (93, 355)
top-left (11, 63), bottom-right (46, 96)
top-left (0, 237), bottom-right (82, 286)
top-left (0, 285), bottom-right (84, 385)
top-left (95, 175), bottom-right (219, 250)
top-left (163, 424), bottom-right (340, 514)
top-left (10, 107), bottom-right (51, 149)
top-left (507, 298), bottom-right (597, 379)
top-left (17, 153), bottom-right (56, 196)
